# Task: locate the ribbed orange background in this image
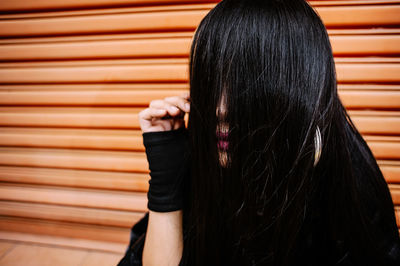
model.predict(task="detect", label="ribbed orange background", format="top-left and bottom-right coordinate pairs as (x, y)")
top-left (0, 0), bottom-right (399, 253)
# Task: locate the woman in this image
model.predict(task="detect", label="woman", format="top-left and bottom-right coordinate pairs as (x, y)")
top-left (118, 0), bottom-right (400, 265)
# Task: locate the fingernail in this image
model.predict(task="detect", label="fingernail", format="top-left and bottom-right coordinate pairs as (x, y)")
top-left (170, 106), bottom-right (179, 112)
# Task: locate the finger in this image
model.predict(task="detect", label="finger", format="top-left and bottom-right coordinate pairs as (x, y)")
top-left (139, 108), bottom-right (167, 121)
top-left (149, 99), bottom-right (183, 116)
top-left (152, 119), bottom-right (174, 131)
top-left (149, 99), bottom-right (166, 109)
top-left (180, 91), bottom-right (190, 100)
top-left (173, 118), bottom-right (185, 130)
top-left (164, 96), bottom-right (190, 113)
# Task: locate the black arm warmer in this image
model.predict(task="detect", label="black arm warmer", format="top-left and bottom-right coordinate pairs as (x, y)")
top-left (142, 127), bottom-right (190, 212)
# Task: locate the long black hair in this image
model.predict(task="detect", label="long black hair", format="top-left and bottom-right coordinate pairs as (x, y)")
top-left (181, 0), bottom-right (399, 265)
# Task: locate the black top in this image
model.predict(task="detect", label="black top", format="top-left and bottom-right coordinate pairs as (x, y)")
top-left (117, 208), bottom-right (400, 266)
top-left (117, 130), bottom-right (400, 266)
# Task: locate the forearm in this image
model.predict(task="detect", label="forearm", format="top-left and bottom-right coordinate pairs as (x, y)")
top-left (143, 210), bottom-right (183, 266)
top-left (139, 95), bottom-right (190, 266)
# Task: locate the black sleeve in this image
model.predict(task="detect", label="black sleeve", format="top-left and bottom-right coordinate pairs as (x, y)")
top-left (117, 212), bottom-right (148, 266)
top-left (143, 127), bottom-right (190, 212)
top-left (117, 128), bottom-right (190, 266)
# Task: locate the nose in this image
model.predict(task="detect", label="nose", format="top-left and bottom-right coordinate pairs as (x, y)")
top-left (216, 95), bottom-right (227, 119)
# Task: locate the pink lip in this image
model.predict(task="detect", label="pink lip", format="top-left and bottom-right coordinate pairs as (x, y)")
top-left (217, 140), bottom-right (229, 151)
top-left (216, 131), bottom-right (229, 139)
top-left (216, 129), bottom-right (229, 150)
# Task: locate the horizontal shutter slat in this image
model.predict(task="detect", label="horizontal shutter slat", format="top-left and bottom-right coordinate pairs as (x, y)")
top-left (1, 0), bottom-right (399, 12)
top-left (0, 231), bottom-right (126, 253)
top-left (1, 29), bottom-right (399, 44)
top-left (0, 162), bottom-right (397, 186)
top-left (0, 9), bottom-right (210, 37)
top-left (0, 216), bottom-right (130, 244)
top-left (350, 114), bottom-right (400, 135)
top-left (0, 64), bottom-right (188, 83)
top-left (339, 90), bottom-right (400, 109)
top-left (0, 183), bottom-right (147, 211)
top-left (0, 147), bottom-right (148, 172)
top-left (0, 0), bottom-right (217, 12)
top-left (0, 84), bottom-right (398, 108)
top-left (316, 5), bottom-right (400, 26)
top-left (381, 165), bottom-right (400, 183)
top-left (0, 127), bottom-right (146, 151)
top-left (0, 4), bottom-right (399, 37)
top-left (0, 34), bottom-right (399, 60)
top-left (0, 107), bottom-right (397, 134)
top-left (0, 165), bottom-right (149, 192)
top-left (330, 35), bottom-right (400, 55)
top-left (0, 201), bottom-right (143, 228)
top-left (0, 83), bottom-right (189, 91)
top-left (389, 184), bottom-right (400, 204)
top-left (1, 89), bottom-right (398, 109)
top-left (0, 62), bottom-right (398, 83)
top-left (0, 128), bottom-right (398, 160)
top-left (0, 90), bottom-right (186, 106)
top-left (310, 1), bottom-right (400, 6)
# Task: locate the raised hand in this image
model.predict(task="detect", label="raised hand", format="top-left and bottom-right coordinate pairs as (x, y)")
top-left (138, 92), bottom-right (190, 133)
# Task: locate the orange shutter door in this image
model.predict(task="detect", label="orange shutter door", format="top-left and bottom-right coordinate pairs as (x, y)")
top-left (0, 0), bottom-right (399, 252)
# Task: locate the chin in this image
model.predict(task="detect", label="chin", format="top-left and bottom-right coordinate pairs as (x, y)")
top-left (218, 150), bottom-right (228, 168)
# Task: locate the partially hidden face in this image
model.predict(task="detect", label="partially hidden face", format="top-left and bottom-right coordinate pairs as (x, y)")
top-left (216, 94), bottom-right (229, 167)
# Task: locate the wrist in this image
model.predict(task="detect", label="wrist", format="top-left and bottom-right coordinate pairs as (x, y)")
top-left (143, 127), bottom-right (190, 212)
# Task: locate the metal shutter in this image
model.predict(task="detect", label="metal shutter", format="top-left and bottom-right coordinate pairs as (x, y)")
top-left (0, 0), bottom-right (399, 253)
